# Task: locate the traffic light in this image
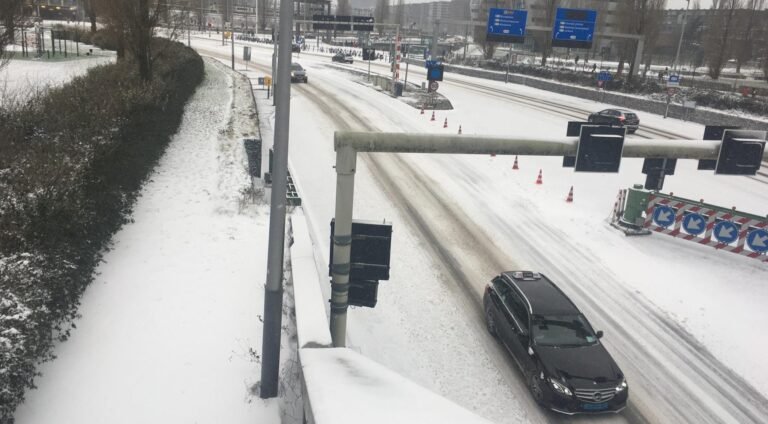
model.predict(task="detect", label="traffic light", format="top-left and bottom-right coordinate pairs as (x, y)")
top-left (348, 280), bottom-right (379, 308)
top-left (699, 125), bottom-right (738, 170)
top-left (715, 129), bottom-right (767, 175)
top-left (329, 219), bottom-right (392, 281)
top-left (563, 121), bottom-right (591, 167)
top-left (574, 126), bottom-right (626, 172)
top-left (642, 158), bottom-right (677, 191)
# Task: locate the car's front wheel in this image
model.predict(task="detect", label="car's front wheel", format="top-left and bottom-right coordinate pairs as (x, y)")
top-left (529, 373), bottom-right (546, 406)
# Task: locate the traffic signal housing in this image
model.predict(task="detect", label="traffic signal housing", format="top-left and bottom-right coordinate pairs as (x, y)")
top-left (715, 129), bottom-right (767, 175)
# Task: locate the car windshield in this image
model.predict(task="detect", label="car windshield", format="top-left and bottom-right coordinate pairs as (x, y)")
top-left (291, 64), bottom-right (303, 71)
top-left (531, 314), bottom-right (598, 348)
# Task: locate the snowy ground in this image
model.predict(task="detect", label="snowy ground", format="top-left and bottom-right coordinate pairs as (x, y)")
top-left (0, 47), bottom-right (114, 105)
top-left (13, 59), bottom-right (282, 424)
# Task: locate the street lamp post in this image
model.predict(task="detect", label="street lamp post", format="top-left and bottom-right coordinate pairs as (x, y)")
top-left (672, 0), bottom-right (690, 72)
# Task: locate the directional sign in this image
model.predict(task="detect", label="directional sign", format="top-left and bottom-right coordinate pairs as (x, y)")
top-left (713, 221), bottom-right (740, 244)
top-left (682, 213), bottom-right (707, 236)
top-left (312, 14), bottom-right (335, 30)
top-left (746, 229), bottom-right (768, 253)
top-left (552, 8), bottom-right (597, 49)
top-left (487, 9), bottom-right (528, 43)
top-left (667, 74), bottom-right (680, 87)
top-left (652, 205), bottom-right (676, 228)
top-left (353, 16), bottom-right (375, 32)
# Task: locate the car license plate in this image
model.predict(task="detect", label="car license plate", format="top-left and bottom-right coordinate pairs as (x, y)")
top-left (582, 402), bottom-right (609, 411)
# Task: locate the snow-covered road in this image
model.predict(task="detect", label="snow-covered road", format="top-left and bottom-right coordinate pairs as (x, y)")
top-left (196, 37), bottom-right (768, 424)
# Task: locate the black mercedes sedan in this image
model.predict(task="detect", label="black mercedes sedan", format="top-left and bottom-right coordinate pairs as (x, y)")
top-left (483, 271), bottom-right (628, 415)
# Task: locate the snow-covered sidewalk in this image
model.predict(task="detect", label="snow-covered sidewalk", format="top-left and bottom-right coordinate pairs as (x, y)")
top-left (13, 59), bottom-right (280, 424)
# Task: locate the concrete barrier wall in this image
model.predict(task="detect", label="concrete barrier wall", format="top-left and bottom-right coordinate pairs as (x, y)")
top-left (406, 59), bottom-right (768, 131)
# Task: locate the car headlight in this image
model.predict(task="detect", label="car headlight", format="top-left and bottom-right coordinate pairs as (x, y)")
top-left (615, 378), bottom-right (628, 393)
top-left (548, 378), bottom-right (572, 397)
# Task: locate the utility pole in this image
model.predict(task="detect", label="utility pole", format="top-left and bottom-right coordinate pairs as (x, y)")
top-left (672, 0), bottom-right (690, 72)
top-left (260, 0), bottom-right (294, 398)
top-left (230, 0), bottom-right (235, 69)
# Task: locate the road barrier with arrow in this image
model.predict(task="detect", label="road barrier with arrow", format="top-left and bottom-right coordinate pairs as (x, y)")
top-left (613, 185), bottom-right (768, 262)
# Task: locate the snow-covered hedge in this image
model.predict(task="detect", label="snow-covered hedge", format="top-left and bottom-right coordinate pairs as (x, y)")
top-left (0, 38), bottom-right (203, 421)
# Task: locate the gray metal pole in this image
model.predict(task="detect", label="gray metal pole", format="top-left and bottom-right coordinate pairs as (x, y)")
top-left (260, 0), bottom-right (294, 399)
top-left (272, 27), bottom-right (277, 106)
top-left (329, 145), bottom-right (357, 347)
top-left (431, 19), bottom-right (439, 59)
top-left (334, 131), bottom-right (768, 160)
top-left (672, 0), bottom-right (690, 72)
top-left (230, 0), bottom-right (235, 69)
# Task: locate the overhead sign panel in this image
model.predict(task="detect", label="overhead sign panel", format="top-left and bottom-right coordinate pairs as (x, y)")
top-left (335, 15), bottom-right (352, 31)
top-left (487, 9), bottom-right (527, 43)
top-left (313, 14), bottom-right (335, 30)
top-left (552, 8), bottom-right (597, 49)
top-left (353, 16), bottom-right (375, 32)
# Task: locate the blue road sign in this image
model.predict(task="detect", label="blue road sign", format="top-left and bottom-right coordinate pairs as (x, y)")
top-left (746, 228), bottom-right (768, 253)
top-left (258, 77), bottom-right (265, 85)
top-left (597, 71), bottom-right (612, 81)
top-left (487, 9), bottom-right (528, 43)
top-left (713, 221), bottom-right (740, 244)
top-left (652, 205), bottom-right (676, 228)
top-left (682, 213), bottom-right (707, 236)
top-left (552, 8), bottom-right (597, 49)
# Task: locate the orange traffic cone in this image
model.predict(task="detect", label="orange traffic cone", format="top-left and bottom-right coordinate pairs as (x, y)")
top-left (512, 155), bottom-right (519, 170)
top-left (535, 169), bottom-right (543, 185)
top-left (566, 186), bottom-right (574, 202)
top-left (458, 125), bottom-right (462, 134)
top-left (443, 118), bottom-right (448, 128)
top-left (430, 111), bottom-right (435, 121)
top-left (420, 104), bottom-right (425, 115)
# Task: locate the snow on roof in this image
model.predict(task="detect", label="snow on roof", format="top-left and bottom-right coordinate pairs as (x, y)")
top-left (300, 347), bottom-right (494, 424)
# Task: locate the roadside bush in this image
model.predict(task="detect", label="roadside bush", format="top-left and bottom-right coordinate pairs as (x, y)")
top-left (0, 38), bottom-right (203, 421)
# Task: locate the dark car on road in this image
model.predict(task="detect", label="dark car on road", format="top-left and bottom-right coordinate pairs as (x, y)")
top-left (332, 53), bottom-right (354, 64)
top-left (483, 271), bottom-right (628, 415)
top-left (587, 109), bottom-right (640, 134)
top-left (290, 63), bottom-right (308, 83)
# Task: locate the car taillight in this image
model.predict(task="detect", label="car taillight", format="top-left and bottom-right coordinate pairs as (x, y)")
top-left (618, 116), bottom-right (625, 122)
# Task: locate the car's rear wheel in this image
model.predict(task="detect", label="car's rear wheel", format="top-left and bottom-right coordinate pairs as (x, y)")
top-left (529, 373), bottom-right (546, 405)
top-left (485, 307), bottom-right (497, 337)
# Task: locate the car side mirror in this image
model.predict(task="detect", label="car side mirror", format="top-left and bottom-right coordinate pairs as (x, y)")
top-left (596, 330), bottom-right (604, 339)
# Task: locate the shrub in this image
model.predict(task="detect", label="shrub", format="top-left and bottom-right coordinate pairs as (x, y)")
top-left (0, 38), bottom-right (203, 420)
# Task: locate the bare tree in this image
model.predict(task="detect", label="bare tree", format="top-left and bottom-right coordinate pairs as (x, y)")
top-left (703, 0), bottom-right (741, 80)
top-left (374, 0), bottom-right (389, 30)
top-left (100, 0), bottom-right (175, 81)
top-left (615, 0), bottom-right (667, 82)
top-left (733, 0), bottom-right (765, 73)
top-left (394, 0), bottom-right (405, 27)
top-left (82, 0), bottom-right (99, 33)
top-left (537, 0), bottom-right (558, 66)
top-left (0, 0), bottom-right (25, 70)
top-left (337, 0), bottom-right (351, 15)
